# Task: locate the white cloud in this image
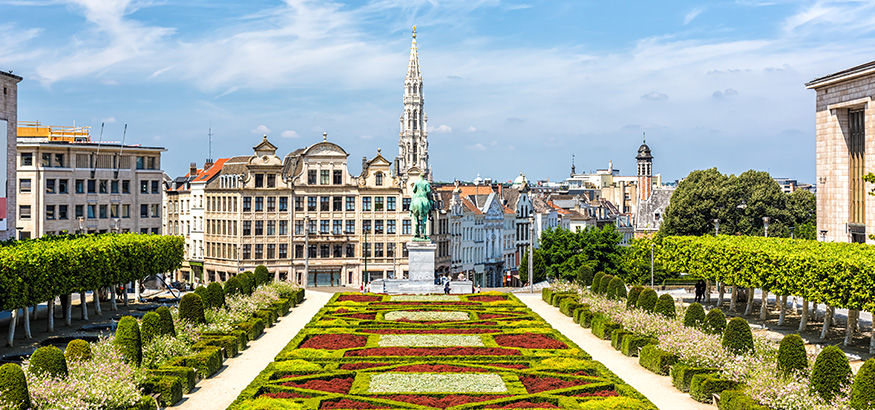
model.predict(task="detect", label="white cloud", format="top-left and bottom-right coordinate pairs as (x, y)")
top-left (684, 7), bottom-right (703, 25)
top-left (101, 116), bottom-right (116, 123)
top-left (280, 130), bottom-right (299, 138)
top-left (251, 124), bottom-right (271, 134)
top-left (465, 126), bottom-right (477, 133)
top-left (430, 124), bottom-right (452, 133)
top-left (468, 143), bottom-right (486, 151)
top-left (640, 91), bottom-right (669, 101)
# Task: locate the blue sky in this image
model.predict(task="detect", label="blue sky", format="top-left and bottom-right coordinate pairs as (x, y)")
top-left (3, 0), bottom-right (875, 184)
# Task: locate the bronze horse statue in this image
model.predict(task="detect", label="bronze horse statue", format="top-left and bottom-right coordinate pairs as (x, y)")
top-left (409, 176), bottom-right (434, 240)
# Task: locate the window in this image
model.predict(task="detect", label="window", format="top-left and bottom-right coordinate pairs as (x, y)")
top-left (295, 197), bottom-right (303, 211)
top-left (243, 244), bottom-right (251, 260)
top-left (267, 220), bottom-right (275, 235)
top-left (57, 179), bottom-right (68, 194)
top-left (46, 205), bottom-right (55, 220)
top-left (346, 197), bottom-right (355, 211)
top-left (75, 205), bottom-right (84, 218)
top-left (110, 204), bottom-right (118, 218)
top-left (333, 196), bottom-right (342, 211)
top-left (334, 244), bottom-right (342, 258)
top-left (122, 180), bottom-right (130, 194)
top-left (151, 227), bottom-right (159, 235)
top-left (139, 181), bottom-right (148, 194)
top-left (320, 170), bottom-right (329, 185)
top-left (255, 221), bottom-right (264, 236)
top-left (387, 243), bottom-right (395, 257)
top-left (75, 179), bottom-right (84, 194)
top-left (255, 197), bottom-right (263, 211)
top-left (151, 181), bottom-right (159, 194)
top-left (388, 220), bottom-right (396, 234)
top-left (320, 196), bottom-right (330, 211)
top-left (147, 157), bottom-right (156, 170)
top-left (279, 220), bottom-right (288, 235)
top-left (122, 204), bottom-right (130, 218)
top-left (99, 180), bottom-right (108, 194)
top-left (19, 179), bottom-right (31, 193)
top-left (243, 197), bottom-right (251, 212)
top-left (111, 180), bottom-right (119, 194)
top-left (402, 198), bottom-right (411, 211)
top-left (333, 170), bottom-right (342, 185)
top-left (295, 245), bottom-right (304, 258)
top-left (346, 244), bottom-right (355, 258)
top-left (99, 205), bottom-right (108, 219)
top-left (375, 172), bottom-right (383, 186)
top-left (308, 170), bottom-right (317, 185)
top-left (295, 221), bottom-right (303, 235)
top-left (320, 244), bottom-right (329, 258)
top-left (266, 244), bottom-right (275, 259)
top-left (54, 154), bottom-right (64, 168)
top-left (308, 244), bottom-right (316, 258)
top-left (58, 205), bottom-right (68, 220)
top-left (140, 204), bottom-right (148, 218)
top-left (19, 205), bottom-right (31, 219)
top-left (267, 174), bottom-right (276, 188)
top-left (387, 197), bottom-right (396, 211)
top-left (243, 221), bottom-right (251, 236)
top-left (308, 197), bottom-right (317, 211)
top-left (87, 205), bottom-right (96, 219)
top-left (41, 153), bottom-right (51, 167)
top-left (136, 156), bottom-right (145, 169)
top-left (362, 197), bottom-right (372, 211)
top-left (362, 220), bottom-right (371, 233)
top-left (279, 197), bottom-right (288, 211)
top-left (320, 220), bottom-right (329, 234)
top-left (255, 244), bottom-right (263, 259)
top-left (151, 204), bottom-right (160, 217)
top-left (21, 153), bottom-right (32, 166)
top-left (308, 219), bottom-right (316, 234)
top-left (254, 174), bottom-right (264, 188)
top-left (46, 179), bottom-right (56, 194)
top-left (362, 243), bottom-right (371, 257)
top-left (279, 244), bottom-right (288, 259)
top-left (403, 220), bottom-right (411, 234)
top-left (333, 220), bottom-right (342, 234)
top-left (375, 220), bottom-right (383, 234)
top-left (375, 243), bottom-right (384, 257)
top-left (375, 197), bottom-right (384, 211)
top-left (346, 220), bottom-right (355, 234)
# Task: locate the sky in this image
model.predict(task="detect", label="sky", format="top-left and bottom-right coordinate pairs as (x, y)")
top-left (3, 0), bottom-right (875, 185)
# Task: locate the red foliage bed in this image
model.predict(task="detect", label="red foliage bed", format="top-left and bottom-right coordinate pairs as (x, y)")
top-left (520, 376), bottom-right (590, 393)
top-left (282, 377), bottom-right (354, 394)
top-left (494, 334), bottom-right (568, 349)
top-left (320, 399), bottom-right (390, 409)
top-left (337, 295), bottom-right (382, 302)
top-left (300, 334), bottom-right (368, 349)
top-left (573, 390), bottom-right (619, 397)
top-left (485, 401), bottom-right (561, 408)
top-left (391, 364), bottom-right (488, 372)
top-left (344, 347), bottom-right (521, 357)
top-left (469, 295), bottom-right (509, 302)
top-left (361, 328), bottom-right (499, 334)
top-left (260, 392), bottom-right (311, 399)
top-left (339, 362), bottom-right (390, 370)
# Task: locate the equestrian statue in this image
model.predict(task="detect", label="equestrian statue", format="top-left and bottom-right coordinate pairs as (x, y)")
top-left (409, 176), bottom-right (434, 241)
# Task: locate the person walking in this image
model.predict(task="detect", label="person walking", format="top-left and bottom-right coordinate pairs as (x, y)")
top-left (444, 281), bottom-right (451, 295)
top-left (694, 279), bottom-right (705, 303)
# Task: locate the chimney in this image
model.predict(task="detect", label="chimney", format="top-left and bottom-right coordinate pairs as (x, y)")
top-left (204, 159), bottom-right (214, 171)
top-left (189, 162), bottom-right (197, 177)
top-left (362, 156), bottom-right (368, 174)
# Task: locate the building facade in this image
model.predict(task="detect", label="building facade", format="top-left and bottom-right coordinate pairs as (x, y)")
top-left (806, 61), bottom-right (875, 243)
top-left (1, 71), bottom-right (23, 240)
top-left (16, 122), bottom-right (165, 238)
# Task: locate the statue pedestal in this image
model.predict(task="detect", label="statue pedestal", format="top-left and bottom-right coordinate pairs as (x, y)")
top-left (369, 240), bottom-right (472, 294)
top-left (407, 241), bottom-right (437, 282)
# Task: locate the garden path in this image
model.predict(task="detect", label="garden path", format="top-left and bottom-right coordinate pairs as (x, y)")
top-left (175, 290), bottom-right (333, 410)
top-left (517, 293), bottom-right (714, 410)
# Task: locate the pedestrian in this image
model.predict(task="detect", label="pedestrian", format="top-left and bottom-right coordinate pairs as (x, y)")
top-left (476, 284), bottom-right (481, 293)
top-left (360, 282), bottom-right (365, 294)
top-left (694, 279), bottom-right (705, 303)
top-left (444, 281), bottom-right (451, 295)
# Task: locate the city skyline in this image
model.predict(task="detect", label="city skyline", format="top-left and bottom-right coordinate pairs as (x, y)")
top-left (3, 1), bottom-right (875, 183)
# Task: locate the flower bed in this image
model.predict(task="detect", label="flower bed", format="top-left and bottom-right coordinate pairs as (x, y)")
top-left (227, 292), bottom-right (656, 410)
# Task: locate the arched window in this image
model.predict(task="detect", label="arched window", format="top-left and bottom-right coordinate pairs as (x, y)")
top-left (414, 84), bottom-right (418, 94)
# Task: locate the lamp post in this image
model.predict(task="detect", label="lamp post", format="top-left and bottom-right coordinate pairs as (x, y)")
top-left (304, 215), bottom-right (310, 288)
top-left (363, 226), bottom-right (369, 288)
top-left (713, 219), bottom-right (720, 236)
top-left (650, 242), bottom-right (654, 288)
top-left (528, 216), bottom-right (534, 293)
top-left (763, 217), bottom-right (770, 238)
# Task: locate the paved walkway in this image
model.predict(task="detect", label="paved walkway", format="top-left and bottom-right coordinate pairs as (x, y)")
top-left (517, 293), bottom-right (713, 410)
top-left (175, 290), bottom-right (333, 410)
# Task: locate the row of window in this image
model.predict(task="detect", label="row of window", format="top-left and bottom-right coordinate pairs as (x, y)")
top-left (19, 203), bottom-right (160, 220)
top-left (18, 178), bottom-right (159, 195)
top-left (199, 219), bottom-right (414, 237)
top-left (20, 153), bottom-right (158, 170)
top-left (307, 170), bottom-right (345, 185)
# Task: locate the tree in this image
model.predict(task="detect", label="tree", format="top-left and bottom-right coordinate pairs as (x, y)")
top-left (660, 168), bottom-right (730, 236)
top-left (537, 225), bottom-right (624, 281)
top-left (620, 236), bottom-right (671, 285)
top-left (788, 189), bottom-right (816, 239)
top-left (519, 249), bottom-right (547, 283)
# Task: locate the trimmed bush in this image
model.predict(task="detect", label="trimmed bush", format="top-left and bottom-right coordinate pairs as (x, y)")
top-left (682, 303), bottom-right (706, 328)
top-left (636, 288), bottom-right (658, 312)
top-left (179, 293), bottom-right (206, 325)
top-left (718, 389), bottom-right (768, 410)
top-left (626, 286), bottom-right (644, 309)
top-left (607, 277), bottom-right (627, 299)
top-left (115, 316), bottom-right (143, 366)
top-left (592, 272), bottom-right (605, 292)
top-left (128, 395), bottom-right (158, 410)
top-left (598, 274), bottom-right (614, 295)
top-left (147, 366), bottom-right (197, 394)
top-left (141, 311), bottom-right (162, 344)
top-left (671, 364), bottom-right (718, 392)
top-left (639, 344), bottom-right (677, 375)
top-left (572, 306), bottom-right (590, 324)
top-left (690, 373), bottom-right (737, 403)
top-left (542, 288), bottom-right (554, 303)
top-left (810, 345), bottom-right (852, 400)
top-left (592, 316), bottom-right (622, 340)
top-left (207, 282), bottom-right (225, 308)
top-left (238, 272), bottom-right (254, 295)
top-left (29, 345), bottom-right (68, 378)
top-left (654, 294), bottom-right (676, 318)
top-left (722, 317), bottom-right (754, 355)
top-left (777, 334), bottom-right (808, 376)
top-left (225, 276), bottom-right (242, 297)
top-left (703, 308), bottom-right (727, 335)
top-left (560, 299), bottom-right (580, 317)
top-left (578, 397), bottom-right (649, 409)
top-left (611, 329), bottom-right (632, 350)
top-left (64, 339), bottom-right (92, 363)
top-left (621, 335), bottom-right (655, 357)
top-left (141, 375), bottom-right (183, 407)
top-left (577, 309), bottom-right (596, 328)
top-left (0, 363), bottom-right (30, 410)
top-left (194, 286), bottom-right (211, 308)
top-left (254, 265), bottom-right (271, 287)
top-left (550, 292), bottom-right (575, 307)
top-left (576, 264), bottom-right (595, 286)
top-left (196, 335), bottom-right (240, 358)
top-left (155, 306), bottom-right (176, 337)
top-left (850, 358), bottom-right (875, 410)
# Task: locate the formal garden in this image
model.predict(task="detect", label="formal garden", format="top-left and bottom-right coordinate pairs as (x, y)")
top-left (228, 292), bottom-right (655, 410)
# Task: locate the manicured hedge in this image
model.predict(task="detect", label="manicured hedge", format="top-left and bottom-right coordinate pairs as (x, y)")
top-left (626, 286), bottom-right (644, 309)
top-left (611, 329), bottom-right (633, 351)
top-left (28, 346), bottom-right (67, 378)
top-left (810, 345), bottom-right (852, 400)
top-left (592, 316), bottom-right (623, 340)
top-left (639, 345), bottom-right (677, 375)
top-left (147, 366), bottom-right (197, 394)
top-left (722, 317), bottom-right (754, 355)
top-left (703, 308), bottom-right (727, 335)
top-left (179, 293), bottom-right (206, 324)
top-left (0, 363), bottom-right (30, 410)
top-left (141, 375), bottom-right (183, 407)
top-left (671, 364), bottom-right (718, 393)
top-left (654, 294), bottom-right (676, 318)
top-left (683, 303), bottom-right (705, 328)
top-left (621, 335), bottom-right (655, 357)
top-left (777, 334), bottom-right (808, 376)
top-left (850, 358), bottom-right (875, 410)
top-left (65, 339), bottom-right (92, 363)
top-left (560, 299), bottom-right (581, 317)
top-left (636, 289), bottom-right (658, 312)
top-left (690, 373), bottom-right (737, 403)
top-left (718, 389), bottom-right (768, 410)
top-left (115, 316), bottom-right (142, 366)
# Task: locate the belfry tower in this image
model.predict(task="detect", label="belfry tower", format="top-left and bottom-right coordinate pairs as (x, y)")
top-left (397, 26), bottom-right (430, 180)
top-left (636, 135), bottom-right (653, 201)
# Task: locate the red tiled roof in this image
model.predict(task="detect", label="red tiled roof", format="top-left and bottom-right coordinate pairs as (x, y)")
top-left (194, 158), bottom-right (230, 182)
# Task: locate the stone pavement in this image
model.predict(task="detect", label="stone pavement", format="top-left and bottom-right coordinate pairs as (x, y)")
top-left (517, 293), bottom-right (714, 410)
top-left (175, 290), bottom-right (333, 410)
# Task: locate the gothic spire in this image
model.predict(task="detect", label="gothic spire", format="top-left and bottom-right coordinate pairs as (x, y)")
top-left (398, 25), bottom-right (429, 181)
top-left (407, 25), bottom-right (421, 81)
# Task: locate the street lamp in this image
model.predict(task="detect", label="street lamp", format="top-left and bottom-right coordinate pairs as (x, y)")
top-left (713, 219), bottom-right (720, 236)
top-left (650, 242), bottom-right (654, 288)
top-left (363, 226), bottom-right (369, 288)
top-left (304, 215), bottom-right (310, 289)
top-left (763, 217), bottom-right (770, 238)
top-left (528, 216), bottom-right (534, 293)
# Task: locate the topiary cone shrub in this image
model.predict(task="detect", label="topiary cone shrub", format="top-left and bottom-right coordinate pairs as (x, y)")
top-left (115, 316), bottom-right (143, 366)
top-left (810, 345), bottom-right (852, 400)
top-left (626, 286), bottom-right (644, 309)
top-left (254, 265), bottom-right (270, 287)
top-left (0, 363), bottom-right (30, 410)
top-left (141, 311), bottom-right (162, 345)
top-left (155, 306), bottom-right (176, 337)
top-left (607, 277), bottom-right (627, 300)
top-left (224, 276), bottom-right (241, 297)
top-left (206, 282), bottom-right (225, 308)
top-left (777, 334), bottom-right (808, 376)
top-left (179, 293), bottom-right (206, 325)
top-left (850, 358), bottom-right (875, 410)
top-left (722, 317), bottom-right (754, 355)
top-left (591, 272), bottom-right (605, 293)
top-left (636, 288), bottom-right (658, 312)
top-left (683, 303), bottom-right (705, 328)
top-left (598, 274), bottom-right (614, 295)
top-left (64, 339), bottom-right (92, 363)
top-left (239, 272), bottom-right (254, 295)
top-left (703, 308), bottom-right (726, 335)
top-left (654, 294), bottom-right (676, 318)
top-left (576, 264), bottom-right (594, 287)
top-left (28, 346), bottom-right (68, 378)
top-left (194, 286), bottom-right (211, 308)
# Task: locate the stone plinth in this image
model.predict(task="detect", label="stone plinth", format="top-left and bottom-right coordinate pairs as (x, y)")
top-left (407, 240), bottom-right (437, 282)
top-left (368, 241), bottom-right (471, 294)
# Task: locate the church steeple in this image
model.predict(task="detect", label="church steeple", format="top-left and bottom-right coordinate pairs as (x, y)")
top-left (398, 25), bottom-right (430, 181)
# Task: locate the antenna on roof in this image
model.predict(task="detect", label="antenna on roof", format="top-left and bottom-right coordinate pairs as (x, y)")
top-left (115, 124), bottom-right (127, 179)
top-left (91, 122), bottom-right (104, 178)
top-left (208, 120), bottom-right (213, 164)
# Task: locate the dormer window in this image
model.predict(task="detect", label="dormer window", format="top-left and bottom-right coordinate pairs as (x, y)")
top-left (375, 172), bottom-right (383, 186)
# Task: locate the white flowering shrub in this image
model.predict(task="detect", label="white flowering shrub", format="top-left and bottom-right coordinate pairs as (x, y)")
top-left (142, 334), bottom-right (196, 369)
